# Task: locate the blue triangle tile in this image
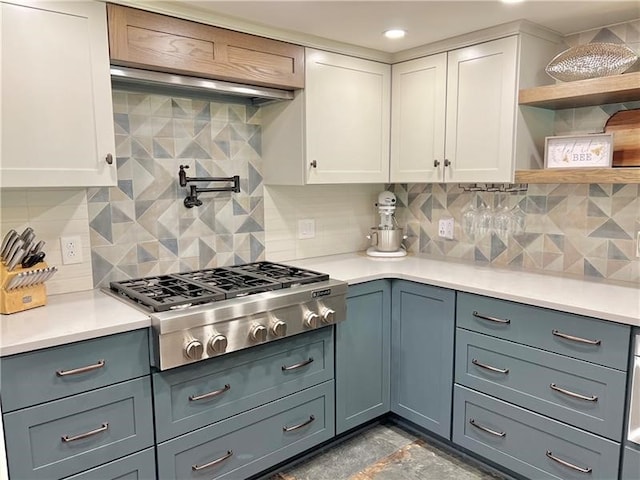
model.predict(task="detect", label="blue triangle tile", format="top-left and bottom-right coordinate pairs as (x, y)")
top-left (178, 141), bottom-right (211, 159)
top-left (237, 216), bottom-right (262, 233)
top-left (153, 140), bottom-right (172, 159)
top-left (131, 138), bottom-right (152, 160)
top-left (91, 251), bottom-right (114, 288)
top-left (587, 199), bottom-right (607, 217)
top-left (88, 188), bottom-right (109, 203)
top-left (160, 238), bottom-right (179, 256)
top-left (89, 205), bottom-right (113, 242)
top-left (111, 205), bottom-right (133, 223)
top-left (589, 184), bottom-right (609, 197)
top-left (249, 129), bottom-right (261, 155)
top-left (137, 245), bottom-right (156, 263)
top-left (233, 200), bottom-right (248, 215)
top-left (118, 179), bottom-right (134, 199)
top-left (135, 200), bottom-right (155, 219)
top-left (250, 235), bottom-right (264, 261)
top-left (248, 163), bottom-right (262, 195)
top-left (114, 113), bottom-right (130, 134)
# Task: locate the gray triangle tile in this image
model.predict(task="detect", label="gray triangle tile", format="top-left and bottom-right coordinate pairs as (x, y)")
top-left (172, 99), bottom-right (191, 118)
top-left (137, 244), bottom-right (157, 263)
top-left (117, 179), bottom-right (134, 199)
top-left (546, 234), bottom-right (565, 251)
top-left (589, 219), bottom-right (633, 239)
top-left (237, 216), bottom-right (262, 233)
top-left (587, 199), bottom-right (608, 217)
top-left (178, 141), bottom-right (212, 159)
top-left (248, 162), bottom-right (262, 195)
top-left (88, 188), bottom-right (109, 203)
top-left (195, 102), bottom-right (211, 121)
top-left (490, 234), bottom-right (507, 261)
top-left (474, 248), bottom-right (489, 262)
top-left (153, 139), bottom-right (173, 159)
top-left (584, 259), bottom-right (605, 278)
top-left (114, 113), bottom-right (130, 134)
top-left (91, 251), bottom-right (114, 288)
top-left (509, 252), bottom-right (524, 268)
top-left (199, 239), bottom-right (216, 267)
top-left (159, 238), bottom-right (178, 256)
top-left (135, 200), bottom-right (155, 220)
top-left (589, 184), bottom-right (609, 197)
top-left (249, 129), bottom-right (261, 155)
top-left (90, 205), bottom-right (113, 243)
top-left (591, 29), bottom-right (624, 44)
top-left (608, 240), bottom-right (630, 260)
top-left (515, 233), bottom-right (541, 248)
top-left (131, 138), bottom-right (153, 160)
top-left (111, 205), bottom-right (134, 223)
top-left (233, 199), bottom-right (248, 215)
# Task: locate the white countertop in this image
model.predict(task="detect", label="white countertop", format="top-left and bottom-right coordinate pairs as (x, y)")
top-left (0, 289), bottom-right (150, 357)
top-left (1, 254), bottom-right (638, 357)
top-left (290, 253), bottom-right (640, 327)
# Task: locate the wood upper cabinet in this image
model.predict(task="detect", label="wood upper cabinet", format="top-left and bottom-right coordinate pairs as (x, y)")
top-left (1, 0), bottom-right (116, 188)
top-left (107, 4), bottom-right (304, 89)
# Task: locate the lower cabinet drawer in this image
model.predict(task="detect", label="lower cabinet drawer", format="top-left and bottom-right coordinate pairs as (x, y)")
top-left (153, 327), bottom-right (333, 442)
top-left (63, 448), bottom-right (156, 480)
top-left (455, 329), bottom-right (627, 441)
top-left (3, 377), bottom-right (154, 480)
top-left (453, 385), bottom-right (620, 480)
top-left (157, 381), bottom-right (335, 479)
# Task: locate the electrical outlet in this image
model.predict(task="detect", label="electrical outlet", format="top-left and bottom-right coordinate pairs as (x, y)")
top-left (60, 235), bottom-right (83, 264)
top-left (297, 219), bottom-right (315, 239)
top-left (636, 231), bottom-right (640, 258)
top-left (438, 218), bottom-right (455, 240)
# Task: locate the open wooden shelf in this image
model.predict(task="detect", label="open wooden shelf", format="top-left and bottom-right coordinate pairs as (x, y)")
top-left (515, 167), bottom-right (640, 184)
top-left (518, 72), bottom-right (640, 109)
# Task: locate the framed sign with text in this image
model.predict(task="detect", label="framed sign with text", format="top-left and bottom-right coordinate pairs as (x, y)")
top-left (544, 133), bottom-right (614, 169)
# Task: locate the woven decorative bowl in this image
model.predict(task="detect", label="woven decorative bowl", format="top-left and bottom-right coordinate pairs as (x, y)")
top-left (545, 43), bottom-right (638, 82)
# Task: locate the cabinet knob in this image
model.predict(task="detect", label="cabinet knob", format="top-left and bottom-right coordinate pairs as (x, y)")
top-left (444, 159), bottom-right (451, 167)
top-left (310, 160), bottom-right (317, 168)
top-left (433, 159), bottom-right (440, 167)
top-left (105, 153), bottom-right (114, 165)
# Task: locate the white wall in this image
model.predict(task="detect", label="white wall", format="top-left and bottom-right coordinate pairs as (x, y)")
top-left (264, 184), bottom-right (383, 261)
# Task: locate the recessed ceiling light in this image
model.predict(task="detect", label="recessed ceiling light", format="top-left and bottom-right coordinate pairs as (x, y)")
top-left (384, 29), bottom-right (406, 39)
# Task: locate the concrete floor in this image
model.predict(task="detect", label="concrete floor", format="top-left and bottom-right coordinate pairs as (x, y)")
top-left (269, 423), bottom-right (504, 480)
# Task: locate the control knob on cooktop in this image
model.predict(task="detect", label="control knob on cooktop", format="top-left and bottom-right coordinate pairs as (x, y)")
top-left (271, 319), bottom-right (287, 337)
top-left (321, 308), bottom-right (335, 324)
top-left (304, 311), bottom-right (319, 329)
top-left (184, 340), bottom-right (204, 360)
top-left (208, 334), bottom-right (228, 354)
top-left (250, 324), bottom-right (268, 342)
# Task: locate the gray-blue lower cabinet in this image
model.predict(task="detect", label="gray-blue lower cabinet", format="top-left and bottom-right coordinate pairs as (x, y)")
top-left (453, 385), bottom-right (620, 480)
top-left (336, 280), bottom-right (391, 434)
top-left (153, 327), bottom-right (333, 442)
top-left (156, 381), bottom-right (335, 479)
top-left (62, 447), bottom-right (156, 480)
top-left (391, 280), bottom-right (455, 439)
top-left (3, 377), bottom-right (154, 480)
top-left (622, 445), bottom-right (640, 480)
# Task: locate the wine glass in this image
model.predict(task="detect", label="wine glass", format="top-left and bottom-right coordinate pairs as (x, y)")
top-left (461, 193), bottom-right (478, 241)
top-left (493, 192), bottom-right (511, 240)
top-left (510, 197), bottom-right (526, 235)
top-left (476, 197), bottom-right (493, 238)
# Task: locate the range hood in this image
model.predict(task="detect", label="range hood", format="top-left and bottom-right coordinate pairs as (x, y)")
top-left (110, 66), bottom-right (294, 105)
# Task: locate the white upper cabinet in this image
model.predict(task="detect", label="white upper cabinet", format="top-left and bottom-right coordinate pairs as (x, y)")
top-left (444, 36), bottom-right (519, 183)
top-left (263, 48), bottom-right (390, 185)
top-left (1, 1), bottom-right (116, 188)
top-left (390, 33), bottom-right (558, 184)
top-left (390, 53), bottom-right (447, 183)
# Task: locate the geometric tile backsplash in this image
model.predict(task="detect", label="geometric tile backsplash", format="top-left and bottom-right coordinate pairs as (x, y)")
top-left (88, 90), bottom-right (265, 288)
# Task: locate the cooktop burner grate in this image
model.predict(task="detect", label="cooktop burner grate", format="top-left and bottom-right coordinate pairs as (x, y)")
top-left (229, 261), bottom-right (329, 287)
top-left (111, 275), bottom-right (226, 312)
top-left (178, 268), bottom-right (282, 299)
top-left (109, 262), bottom-right (330, 312)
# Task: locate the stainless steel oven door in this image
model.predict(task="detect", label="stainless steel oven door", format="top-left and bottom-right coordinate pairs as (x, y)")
top-left (629, 336), bottom-right (640, 446)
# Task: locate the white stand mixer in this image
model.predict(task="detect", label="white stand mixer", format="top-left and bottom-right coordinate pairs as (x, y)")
top-left (366, 191), bottom-right (407, 257)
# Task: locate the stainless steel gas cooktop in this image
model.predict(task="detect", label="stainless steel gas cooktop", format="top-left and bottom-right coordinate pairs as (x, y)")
top-left (109, 261), bottom-right (347, 370)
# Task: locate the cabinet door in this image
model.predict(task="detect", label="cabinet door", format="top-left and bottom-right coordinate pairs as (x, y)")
top-left (391, 280), bottom-right (455, 438)
top-left (336, 280), bottom-right (391, 434)
top-left (622, 446), bottom-right (640, 480)
top-left (390, 54), bottom-right (446, 183)
top-left (305, 48), bottom-right (390, 184)
top-left (444, 36), bottom-right (518, 183)
top-left (1, 1), bottom-right (116, 188)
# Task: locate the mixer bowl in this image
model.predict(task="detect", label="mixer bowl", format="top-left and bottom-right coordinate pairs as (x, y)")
top-left (368, 228), bottom-right (405, 252)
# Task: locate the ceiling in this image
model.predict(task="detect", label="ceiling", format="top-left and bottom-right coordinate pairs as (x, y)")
top-left (180, 1), bottom-right (640, 54)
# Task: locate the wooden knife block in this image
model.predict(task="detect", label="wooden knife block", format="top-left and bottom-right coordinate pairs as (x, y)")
top-left (0, 262), bottom-right (48, 314)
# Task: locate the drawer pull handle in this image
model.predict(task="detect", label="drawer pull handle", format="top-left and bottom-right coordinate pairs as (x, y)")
top-left (472, 358), bottom-right (509, 374)
top-left (189, 384), bottom-right (231, 402)
top-left (191, 450), bottom-right (233, 471)
top-left (472, 311), bottom-right (510, 324)
top-left (61, 422), bottom-right (109, 443)
top-left (545, 450), bottom-right (592, 474)
top-left (283, 415), bottom-right (315, 432)
top-left (282, 357), bottom-right (314, 371)
top-left (549, 383), bottom-right (598, 402)
top-left (56, 359), bottom-right (106, 377)
top-left (552, 330), bottom-right (601, 346)
top-left (469, 418), bottom-right (506, 438)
